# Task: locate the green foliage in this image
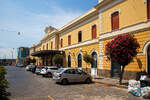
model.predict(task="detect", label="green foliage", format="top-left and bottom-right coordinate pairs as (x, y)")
top-left (54, 54), bottom-right (64, 66)
top-left (32, 58), bottom-right (36, 64)
top-left (83, 53), bottom-right (94, 65)
top-left (25, 57), bottom-right (31, 65)
top-left (0, 66), bottom-right (10, 100)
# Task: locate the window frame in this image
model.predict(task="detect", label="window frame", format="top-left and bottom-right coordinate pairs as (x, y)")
top-left (68, 35), bottom-right (71, 46)
top-left (91, 24), bottom-right (97, 39)
top-left (111, 11), bottom-right (119, 31)
top-left (78, 31), bottom-right (82, 43)
top-left (147, 0), bottom-right (150, 19)
top-left (51, 41), bottom-right (53, 49)
top-left (60, 38), bottom-right (63, 48)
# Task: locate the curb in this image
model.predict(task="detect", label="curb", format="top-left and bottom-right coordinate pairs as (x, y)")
top-left (93, 80), bottom-right (128, 89)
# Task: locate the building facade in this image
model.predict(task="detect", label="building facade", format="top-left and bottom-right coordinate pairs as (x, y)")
top-left (17, 47), bottom-right (29, 65)
top-left (30, 0), bottom-right (150, 79)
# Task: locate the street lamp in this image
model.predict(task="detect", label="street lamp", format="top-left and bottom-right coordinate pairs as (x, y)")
top-left (11, 48), bottom-right (14, 65)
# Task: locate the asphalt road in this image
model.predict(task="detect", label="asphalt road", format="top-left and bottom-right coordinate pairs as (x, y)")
top-left (5, 66), bottom-right (143, 100)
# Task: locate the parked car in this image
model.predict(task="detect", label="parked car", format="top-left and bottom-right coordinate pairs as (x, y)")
top-left (30, 65), bottom-right (37, 73)
top-left (35, 66), bottom-right (44, 75)
top-left (25, 65), bottom-right (32, 71)
top-left (26, 65), bottom-right (36, 72)
top-left (53, 68), bottom-right (92, 85)
top-left (40, 66), bottom-right (58, 77)
top-left (16, 63), bottom-right (24, 67)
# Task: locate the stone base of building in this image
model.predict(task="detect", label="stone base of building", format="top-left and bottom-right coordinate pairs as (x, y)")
top-left (83, 68), bottom-right (140, 80)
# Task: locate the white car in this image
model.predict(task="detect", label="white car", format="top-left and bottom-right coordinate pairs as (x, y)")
top-left (40, 66), bottom-right (58, 77)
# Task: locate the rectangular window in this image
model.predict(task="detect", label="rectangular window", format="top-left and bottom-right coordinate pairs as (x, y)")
top-left (148, 0), bottom-right (150, 19)
top-left (46, 43), bottom-right (48, 50)
top-left (43, 45), bottom-right (45, 50)
top-left (51, 42), bottom-right (53, 49)
top-left (78, 31), bottom-right (82, 42)
top-left (60, 39), bottom-right (63, 48)
top-left (92, 25), bottom-right (97, 39)
top-left (111, 12), bottom-right (119, 30)
top-left (68, 35), bottom-right (71, 45)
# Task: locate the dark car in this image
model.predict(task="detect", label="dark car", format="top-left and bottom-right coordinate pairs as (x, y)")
top-left (29, 65), bottom-right (37, 73)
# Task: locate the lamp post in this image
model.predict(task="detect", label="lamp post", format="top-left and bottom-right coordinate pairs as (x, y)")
top-left (11, 48), bottom-right (14, 66)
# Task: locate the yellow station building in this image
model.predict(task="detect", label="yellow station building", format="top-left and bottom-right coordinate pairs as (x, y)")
top-left (30, 0), bottom-right (150, 79)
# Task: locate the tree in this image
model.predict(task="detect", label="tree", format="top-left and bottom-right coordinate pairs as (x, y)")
top-left (25, 57), bottom-right (31, 65)
top-left (32, 58), bottom-right (36, 65)
top-left (2, 59), bottom-right (6, 66)
top-left (83, 53), bottom-right (94, 65)
top-left (0, 66), bottom-right (10, 100)
top-left (105, 34), bottom-right (140, 84)
top-left (54, 54), bottom-right (64, 68)
top-left (83, 53), bottom-right (94, 71)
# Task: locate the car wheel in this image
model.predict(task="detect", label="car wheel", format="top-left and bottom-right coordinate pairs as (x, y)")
top-left (61, 79), bottom-right (68, 85)
top-left (47, 73), bottom-right (52, 77)
top-left (85, 78), bottom-right (92, 84)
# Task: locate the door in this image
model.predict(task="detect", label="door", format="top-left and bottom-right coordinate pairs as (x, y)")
top-left (78, 54), bottom-right (82, 68)
top-left (68, 55), bottom-right (71, 67)
top-left (111, 60), bottom-right (121, 78)
top-left (91, 52), bottom-right (97, 76)
top-left (148, 45), bottom-right (150, 74)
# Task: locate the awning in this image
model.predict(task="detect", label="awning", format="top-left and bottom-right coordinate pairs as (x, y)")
top-left (31, 50), bottom-right (63, 57)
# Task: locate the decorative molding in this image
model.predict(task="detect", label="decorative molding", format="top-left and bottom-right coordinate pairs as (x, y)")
top-left (59, 15), bottom-right (98, 37)
top-left (109, 9), bottom-right (121, 18)
top-left (143, 40), bottom-right (150, 54)
top-left (99, 21), bottom-right (150, 40)
top-left (98, 0), bottom-right (124, 13)
top-left (99, 41), bottom-right (103, 69)
top-left (144, 0), bottom-right (147, 3)
top-left (59, 38), bottom-right (99, 50)
top-left (90, 49), bottom-right (98, 55)
top-left (99, 13), bottom-right (103, 33)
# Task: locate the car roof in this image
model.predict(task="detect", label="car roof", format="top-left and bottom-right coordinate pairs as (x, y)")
top-left (60, 67), bottom-right (81, 70)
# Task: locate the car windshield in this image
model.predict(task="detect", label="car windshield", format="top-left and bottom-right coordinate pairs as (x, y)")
top-left (56, 68), bottom-right (64, 73)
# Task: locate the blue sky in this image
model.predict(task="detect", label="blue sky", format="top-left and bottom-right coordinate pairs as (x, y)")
top-left (0, 0), bottom-right (98, 59)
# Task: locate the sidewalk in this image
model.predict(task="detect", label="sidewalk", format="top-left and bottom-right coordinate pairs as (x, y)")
top-left (93, 77), bottom-right (128, 89)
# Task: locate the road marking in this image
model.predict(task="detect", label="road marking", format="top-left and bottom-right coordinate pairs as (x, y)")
top-left (48, 95), bottom-right (55, 100)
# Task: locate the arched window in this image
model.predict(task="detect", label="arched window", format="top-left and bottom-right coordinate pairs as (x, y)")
top-left (68, 55), bottom-right (71, 67)
top-left (91, 52), bottom-right (97, 68)
top-left (78, 53), bottom-right (82, 68)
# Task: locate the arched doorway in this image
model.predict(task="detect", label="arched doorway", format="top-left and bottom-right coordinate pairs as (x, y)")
top-left (68, 55), bottom-right (71, 67)
top-left (147, 45), bottom-right (150, 74)
top-left (78, 53), bottom-right (82, 68)
top-left (91, 52), bottom-right (97, 76)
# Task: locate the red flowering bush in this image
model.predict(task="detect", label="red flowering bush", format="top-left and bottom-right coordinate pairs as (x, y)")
top-left (105, 34), bottom-right (140, 84)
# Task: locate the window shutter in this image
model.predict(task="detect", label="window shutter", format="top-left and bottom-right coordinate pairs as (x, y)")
top-left (92, 25), bottom-right (97, 39)
top-left (111, 12), bottom-right (119, 30)
top-left (61, 39), bottom-right (63, 48)
top-left (148, 0), bottom-right (150, 19)
top-left (68, 35), bottom-right (71, 45)
top-left (78, 31), bottom-right (82, 42)
top-left (51, 42), bottom-right (53, 49)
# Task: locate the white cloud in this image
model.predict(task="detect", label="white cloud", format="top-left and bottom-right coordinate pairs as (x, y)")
top-left (0, 4), bottom-right (83, 59)
top-left (0, 48), bottom-right (17, 59)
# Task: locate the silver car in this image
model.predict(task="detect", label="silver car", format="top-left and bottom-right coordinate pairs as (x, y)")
top-left (53, 68), bottom-right (92, 85)
top-left (40, 66), bottom-right (58, 77)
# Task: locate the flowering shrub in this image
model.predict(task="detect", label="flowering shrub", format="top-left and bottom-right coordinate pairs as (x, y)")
top-left (105, 34), bottom-right (140, 66)
top-left (105, 34), bottom-right (140, 84)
